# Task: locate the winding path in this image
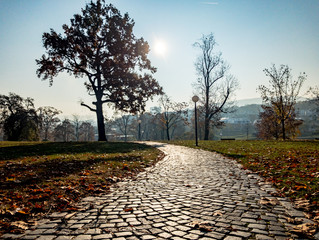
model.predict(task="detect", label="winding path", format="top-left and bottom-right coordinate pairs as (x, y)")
top-left (3, 142), bottom-right (312, 240)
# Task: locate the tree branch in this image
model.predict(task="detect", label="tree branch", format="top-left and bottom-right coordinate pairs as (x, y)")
top-left (81, 103), bottom-right (96, 112)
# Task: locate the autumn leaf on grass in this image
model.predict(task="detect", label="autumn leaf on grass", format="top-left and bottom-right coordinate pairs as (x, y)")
top-left (122, 164), bottom-right (129, 170)
top-left (294, 185), bottom-right (307, 191)
top-left (66, 207), bottom-right (79, 211)
top-left (294, 198), bottom-right (313, 211)
top-left (80, 170), bottom-right (91, 176)
top-left (5, 177), bottom-right (16, 182)
top-left (32, 203), bottom-right (45, 213)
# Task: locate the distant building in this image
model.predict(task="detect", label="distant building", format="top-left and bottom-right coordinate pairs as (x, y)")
top-left (221, 118), bottom-right (251, 124)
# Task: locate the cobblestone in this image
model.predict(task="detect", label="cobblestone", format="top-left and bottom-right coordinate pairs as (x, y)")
top-left (4, 142), bottom-right (317, 239)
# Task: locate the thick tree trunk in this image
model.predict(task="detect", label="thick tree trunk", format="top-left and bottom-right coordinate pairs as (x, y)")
top-left (96, 100), bottom-right (107, 141)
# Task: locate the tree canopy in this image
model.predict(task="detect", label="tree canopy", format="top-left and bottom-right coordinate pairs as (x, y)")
top-left (36, 0), bottom-right (163, 141)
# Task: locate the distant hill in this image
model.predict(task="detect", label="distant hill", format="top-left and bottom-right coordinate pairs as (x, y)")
top-left (235, 98), bottom-right (262, 106)
top-left (224, 104), bottom-right (261, 122)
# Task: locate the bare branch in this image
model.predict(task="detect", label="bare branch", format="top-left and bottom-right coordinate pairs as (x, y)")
top-left (80, 102), bottom-right (96, 112)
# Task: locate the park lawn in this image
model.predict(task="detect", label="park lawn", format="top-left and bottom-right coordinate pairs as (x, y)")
top-left (170, 140), bottom-right (319, 221)
top-left (0, 141), bottom-right (164, 235)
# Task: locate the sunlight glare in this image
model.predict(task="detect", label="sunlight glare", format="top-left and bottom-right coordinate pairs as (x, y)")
top-left (154, 40), bottom-right (167, 56)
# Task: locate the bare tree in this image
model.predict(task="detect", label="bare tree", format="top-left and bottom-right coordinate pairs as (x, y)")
top-left (158, 94), bottom-right (188, 141)
top-left (54, 119), bottom-right (75, 142)
top-left (72, 115), bottom-right (81, 141)
top-left (309, 85), bottom-right (319, 113)
top-left (193, 33), bottom-right (238, 140)
top-left (113, 112), bottom-right (132, 142)
top-left (258, 64), bottom-right (306, 140)
top-left (38, 106), bottom-right (61, 141)
top-left (79, 121), bottom-right (95, 141)
top-left (256, 104), bottom-right (302, 140)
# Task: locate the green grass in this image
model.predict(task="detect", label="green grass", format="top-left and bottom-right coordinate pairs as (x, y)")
top-left (0, 141), bottom-right (163, 235)
top-left (169, 140), bottom-right (319, 219)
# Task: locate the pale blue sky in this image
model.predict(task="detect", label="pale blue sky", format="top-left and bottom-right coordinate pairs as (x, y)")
top-left (0, 0), bottom-right (318, 118)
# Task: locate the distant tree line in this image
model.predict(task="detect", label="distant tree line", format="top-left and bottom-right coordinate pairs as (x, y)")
top-left (0, 92), bottom-right (191, 142)
top-left (0, 93), bottom-right (95, 141)
top-left (1, 87), bottom-right (319, 142)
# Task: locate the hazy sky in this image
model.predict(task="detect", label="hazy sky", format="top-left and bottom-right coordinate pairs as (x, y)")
top-left (0, 0), bottom-right (318, 119)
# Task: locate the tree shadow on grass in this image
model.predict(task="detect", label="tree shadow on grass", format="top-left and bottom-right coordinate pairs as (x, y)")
top-left (0, 141), bottom-right (152, 161)
top-left (0, 154), bottom-right (144, 189)
top-left (224, 153), bottom-right (245, 159)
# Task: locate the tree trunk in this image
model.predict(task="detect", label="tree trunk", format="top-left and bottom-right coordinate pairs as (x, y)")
top-left (204, 117), bottom-right (210, 140)
top-left (96, 100), bottom-right (107, 141)
top-left (124, 125), bottom-right (127, 142)
top-left (281, 119), bottom-right (286, 140)
top-left (44, 128), bottom-right (49, 141)
top-left (166, 122), bottom-right (170, 141)
top-left (204, 85), bottom-right (210, 140)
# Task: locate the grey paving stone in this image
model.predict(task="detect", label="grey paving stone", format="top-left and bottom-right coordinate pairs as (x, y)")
top-left (92, 234), bottom-right (113, 239)
top-left (20, 236), bottom-right (39, 240)
top-left (229, 230), bottom-right (252, 238)
top-left (73, 235), bottom-right (92, 240)
top-left (69, 224), bottom-right (85, 229)
top-left (2, 234), bottom-right (25, 239)
top-left (171, 230), bottom-right (187, 237)
top-left (85, 228), bottom-right (102, 234)
top-left (36, 236), bottom-right (56, 240)
top-left (256, 234), bottom-right (275, 240)
top-left (54, 236), bottom-right (72, 240)
top-left (29, 229), bottom-right (47, 235)
top-left (224, 236), bottom-right (242, 240)
top-left (42, 229), bottom-right (57, 235)
top-left (248, 223), bottom-right (267, 230)
top-left (158, 232), bottom-right (172, 238)
top-left (141, 235), bottom-right (156, 239)
top-left (114, 231), bottom-right (133, 237)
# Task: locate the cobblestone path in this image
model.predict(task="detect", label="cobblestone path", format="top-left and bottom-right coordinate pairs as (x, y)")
top-left (3, 143), bottom-right (313, 240)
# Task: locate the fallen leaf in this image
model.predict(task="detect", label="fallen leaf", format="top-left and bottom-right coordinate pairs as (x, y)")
top-left (286, 217), bottom-right (303, 224)
top-left (124, 208), bottom-right (133, 212)
top-left (191, 221), bottom-right (213, 232)
top-left (213, 210), bottom-right (223, 216)
top-left (259, 197), bottom-right (279, 206)
top-left (11, 221), bottom-right (28, 230)
top-left (291, 223), bottom-right (317, 236)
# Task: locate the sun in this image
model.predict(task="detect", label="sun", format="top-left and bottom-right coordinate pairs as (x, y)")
top-left (153, 40), bottom-right (167, 56)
